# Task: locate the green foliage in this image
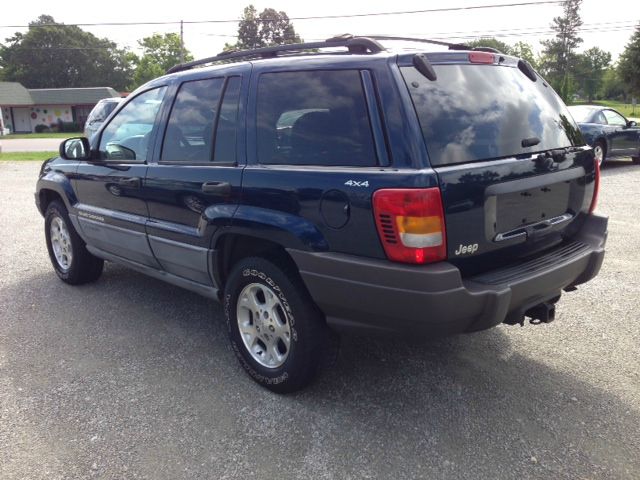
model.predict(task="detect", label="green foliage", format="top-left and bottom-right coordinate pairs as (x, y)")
top-left (558, 73), bottom-right (575, 103)
top-left (464, 38), bottom-right (538, 70)
top-left (57, 119), bottom-right (80, 132)
top-left (0, 15), bottom-right (134, 90)
top-left (465, 38), bottom-right (513, 55)
top-left (574, 47), bottom-right (611, 101)
top-left (225, 4), bottom-right (301, 51)
top-left (0, 151), bottom-right (58, 161)
top-left (131, 33), bottom-right (193, 89)
top-left (511, 41), bottom-right (538, 69)
top-left (34, 124), bottom-right (49, 133)
top-left (618, 24), bottom-right (640, 97)
top-left (539, 0), bottom-right (583, 92)
top-left (600, 67), bottom-right (627, 100)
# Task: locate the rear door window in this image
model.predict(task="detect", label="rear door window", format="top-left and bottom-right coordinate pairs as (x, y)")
top-left (161, 78), bottom-right (224, 163)
top-left (256, 70), bottom-right (377, 166)
top-left (401, 64), bottom-right (583, 166)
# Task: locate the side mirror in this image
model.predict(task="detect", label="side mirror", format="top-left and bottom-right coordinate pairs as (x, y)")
top-left (59, 137), bottom-right (91, 160)
top-left (628, 120), bottom-right (637, 127)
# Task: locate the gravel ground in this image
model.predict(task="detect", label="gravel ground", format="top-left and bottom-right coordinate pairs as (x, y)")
top-left (0, 160), bottom-right (638, 480)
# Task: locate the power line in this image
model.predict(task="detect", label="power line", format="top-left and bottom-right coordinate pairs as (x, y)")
top-left (11, 26), bottom-right (637, 51)
top-left (0, 1), bottom-right (565, 29)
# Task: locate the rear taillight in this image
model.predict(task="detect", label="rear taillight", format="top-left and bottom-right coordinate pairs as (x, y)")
top-left (373, 188), bottom-right (447, 264)
top-left (589, 155), bottom-right (600, 213)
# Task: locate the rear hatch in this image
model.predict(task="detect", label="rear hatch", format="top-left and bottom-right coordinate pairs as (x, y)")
top-left (399, 52), bottom-right (597, 275)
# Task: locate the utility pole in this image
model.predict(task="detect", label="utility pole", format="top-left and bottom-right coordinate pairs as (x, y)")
top-left (180, 20), bottom-right (184, 64)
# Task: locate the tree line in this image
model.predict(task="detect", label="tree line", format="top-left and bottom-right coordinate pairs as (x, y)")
top-left (467, 0), bottom-right (638, 103)
top-left (0, 4), bottom-right (638, 103)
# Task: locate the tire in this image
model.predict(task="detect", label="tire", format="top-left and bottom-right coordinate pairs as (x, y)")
top-left (224, 255), bottom-right (329, 393)
top-left (44, 200), bottom-right (104, 285)
top-left (594, 140), bottom-right (606, 167)
top-left (632, 156), bottom-right (640, 165)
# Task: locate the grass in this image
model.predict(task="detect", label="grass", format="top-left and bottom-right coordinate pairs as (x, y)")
top-left (1, 132), bottom-right (82, 139)
top-left (570, 100), bottom-right (639, 118)
top-left (0, 151), bottom-right (57, 161)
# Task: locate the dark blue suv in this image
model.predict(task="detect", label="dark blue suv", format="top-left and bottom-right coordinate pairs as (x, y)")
top-left (35, 36), bottom-right (607, 392)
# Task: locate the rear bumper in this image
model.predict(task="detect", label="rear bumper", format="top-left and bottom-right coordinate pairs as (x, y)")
top-left (288, 214), bottom-right (607, 337)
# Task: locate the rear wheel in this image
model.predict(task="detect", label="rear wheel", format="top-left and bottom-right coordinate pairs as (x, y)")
top-left (45, 201), bottom-right (104, 284)
top-left (594, 141), bottom-right (606, 167)
top-left (224, 255), bottom-right (329, 393)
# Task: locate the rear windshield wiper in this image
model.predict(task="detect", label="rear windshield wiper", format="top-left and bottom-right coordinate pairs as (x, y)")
top-left (518, 59), bottom-right (537, 82)
top-left (413, 54), bottom-right (437, 81)
top-left (521, 137), bottom-right (540, 148)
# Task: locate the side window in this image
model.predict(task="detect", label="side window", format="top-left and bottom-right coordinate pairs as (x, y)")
top-left (161, 78), bottom-right (224, 163)
top-left (594, 111), bottom-right (607, 125)
top-left (99, 87), bottom-right (166, 161)
top-left (603, 110), bottom-right (627, 127)
top-left (213, 77), bottom-right (241, 163)
top-left (256, 70), bottom-right (377, 166)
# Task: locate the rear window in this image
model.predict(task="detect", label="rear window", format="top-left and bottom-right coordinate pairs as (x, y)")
top-left (568, 106), bottom-right (596, 123)
top-left (88, 100), bottom-right (119, 123)
top-left (256, 70), bottom-right (377, 167)
top-left (402, 64), bottom-right (583, 166)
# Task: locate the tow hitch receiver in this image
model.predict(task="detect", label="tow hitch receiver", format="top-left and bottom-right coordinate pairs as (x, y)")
top-left (525, 302), bottom-right (556, 325)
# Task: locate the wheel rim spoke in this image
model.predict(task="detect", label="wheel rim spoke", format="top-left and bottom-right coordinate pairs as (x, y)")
top-left (50, 215), bottom-right (72, 270)
top-left (236, 281), bottom-right (292, 369)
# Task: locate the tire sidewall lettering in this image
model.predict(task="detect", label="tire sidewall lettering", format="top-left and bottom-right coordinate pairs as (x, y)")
top-left (226, 266), bottom-right (298, 385)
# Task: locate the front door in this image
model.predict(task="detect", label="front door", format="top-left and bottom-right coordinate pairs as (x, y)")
top-left (144, 72), bottom-right (246, 286)
top-left (12, 107), bottom-right (32, 133)
top-left (74, 86), bottom-right (167, 267)
top-left (603, 109), bottom-right (638, 156)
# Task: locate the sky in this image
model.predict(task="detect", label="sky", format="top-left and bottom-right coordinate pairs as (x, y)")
top-left (0, 0), bottom-right (637, 61)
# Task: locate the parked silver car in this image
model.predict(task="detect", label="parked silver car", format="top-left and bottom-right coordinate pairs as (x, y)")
top-left (83, 97), bottom-right (123, 139)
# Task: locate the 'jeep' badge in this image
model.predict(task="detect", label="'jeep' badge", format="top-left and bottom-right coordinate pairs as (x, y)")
top-left (454, 243), bottom-right (479, 256)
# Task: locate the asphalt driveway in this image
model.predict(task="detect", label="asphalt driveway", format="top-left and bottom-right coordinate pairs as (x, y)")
top-left (0, 160), bottom-right (638, 479)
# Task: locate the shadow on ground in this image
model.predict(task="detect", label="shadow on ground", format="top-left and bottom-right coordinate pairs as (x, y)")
top-left (3, 261), bottom-right (638, 479)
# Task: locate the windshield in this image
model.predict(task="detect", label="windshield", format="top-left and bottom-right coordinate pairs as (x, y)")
top-left (402, 64), bottom-right (583, 166)
top-left (567, 106), bottom-right (596, 123)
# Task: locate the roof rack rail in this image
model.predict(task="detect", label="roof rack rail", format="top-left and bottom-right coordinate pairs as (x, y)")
top-left (363, 35), bottom-right (470, 51)
top-left (166, 35), bottom-right (384, 74)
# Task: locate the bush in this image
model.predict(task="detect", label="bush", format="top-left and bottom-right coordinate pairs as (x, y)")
top-left (56, 119), bottom-right (80, 133)
top-left (34, 124), bottom-right (50, 133)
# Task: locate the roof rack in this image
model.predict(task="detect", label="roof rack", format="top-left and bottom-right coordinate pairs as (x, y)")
top-left (166, 35), bottom-right (384, 74)
top-left (363, 35), bottom-right (471, 51)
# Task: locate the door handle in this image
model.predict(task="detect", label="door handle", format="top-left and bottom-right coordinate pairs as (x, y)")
top-left (118, 177), bottom-right (141, 188)
top-left (201, 181), bottom-right (231, 195)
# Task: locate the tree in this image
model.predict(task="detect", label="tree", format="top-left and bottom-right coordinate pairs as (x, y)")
top-left (574, 47), bottom-right (611, 101)
top-left (511, 41), bottom-right (538, 69)
top-left (0, 15), bottom-right (133, 90)
top-left (225, 5), bottom-right (301, 51)
top-left (600, 67), bottom-right (627, 100)
top-left (131, 33), bottom-right (193, 89)
top-left (618, 24), bottom-right (640, 97)
top-left (465, 38), bottom-right (513, 55)
top-left (539, 0), bottom-right (584, 101)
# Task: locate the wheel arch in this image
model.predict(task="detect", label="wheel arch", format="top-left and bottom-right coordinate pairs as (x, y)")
top-left (213, 232), bottom-right (303, 293)
top-left (36, 173), bottom-right (77, 216)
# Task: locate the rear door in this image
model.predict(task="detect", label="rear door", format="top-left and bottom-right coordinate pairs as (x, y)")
top-left (143, 70), bottom-right (246, 285)
top-left (241, 63), bottom-right (394, 260)
top-left (400, 54), bottom-right (597, 274)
